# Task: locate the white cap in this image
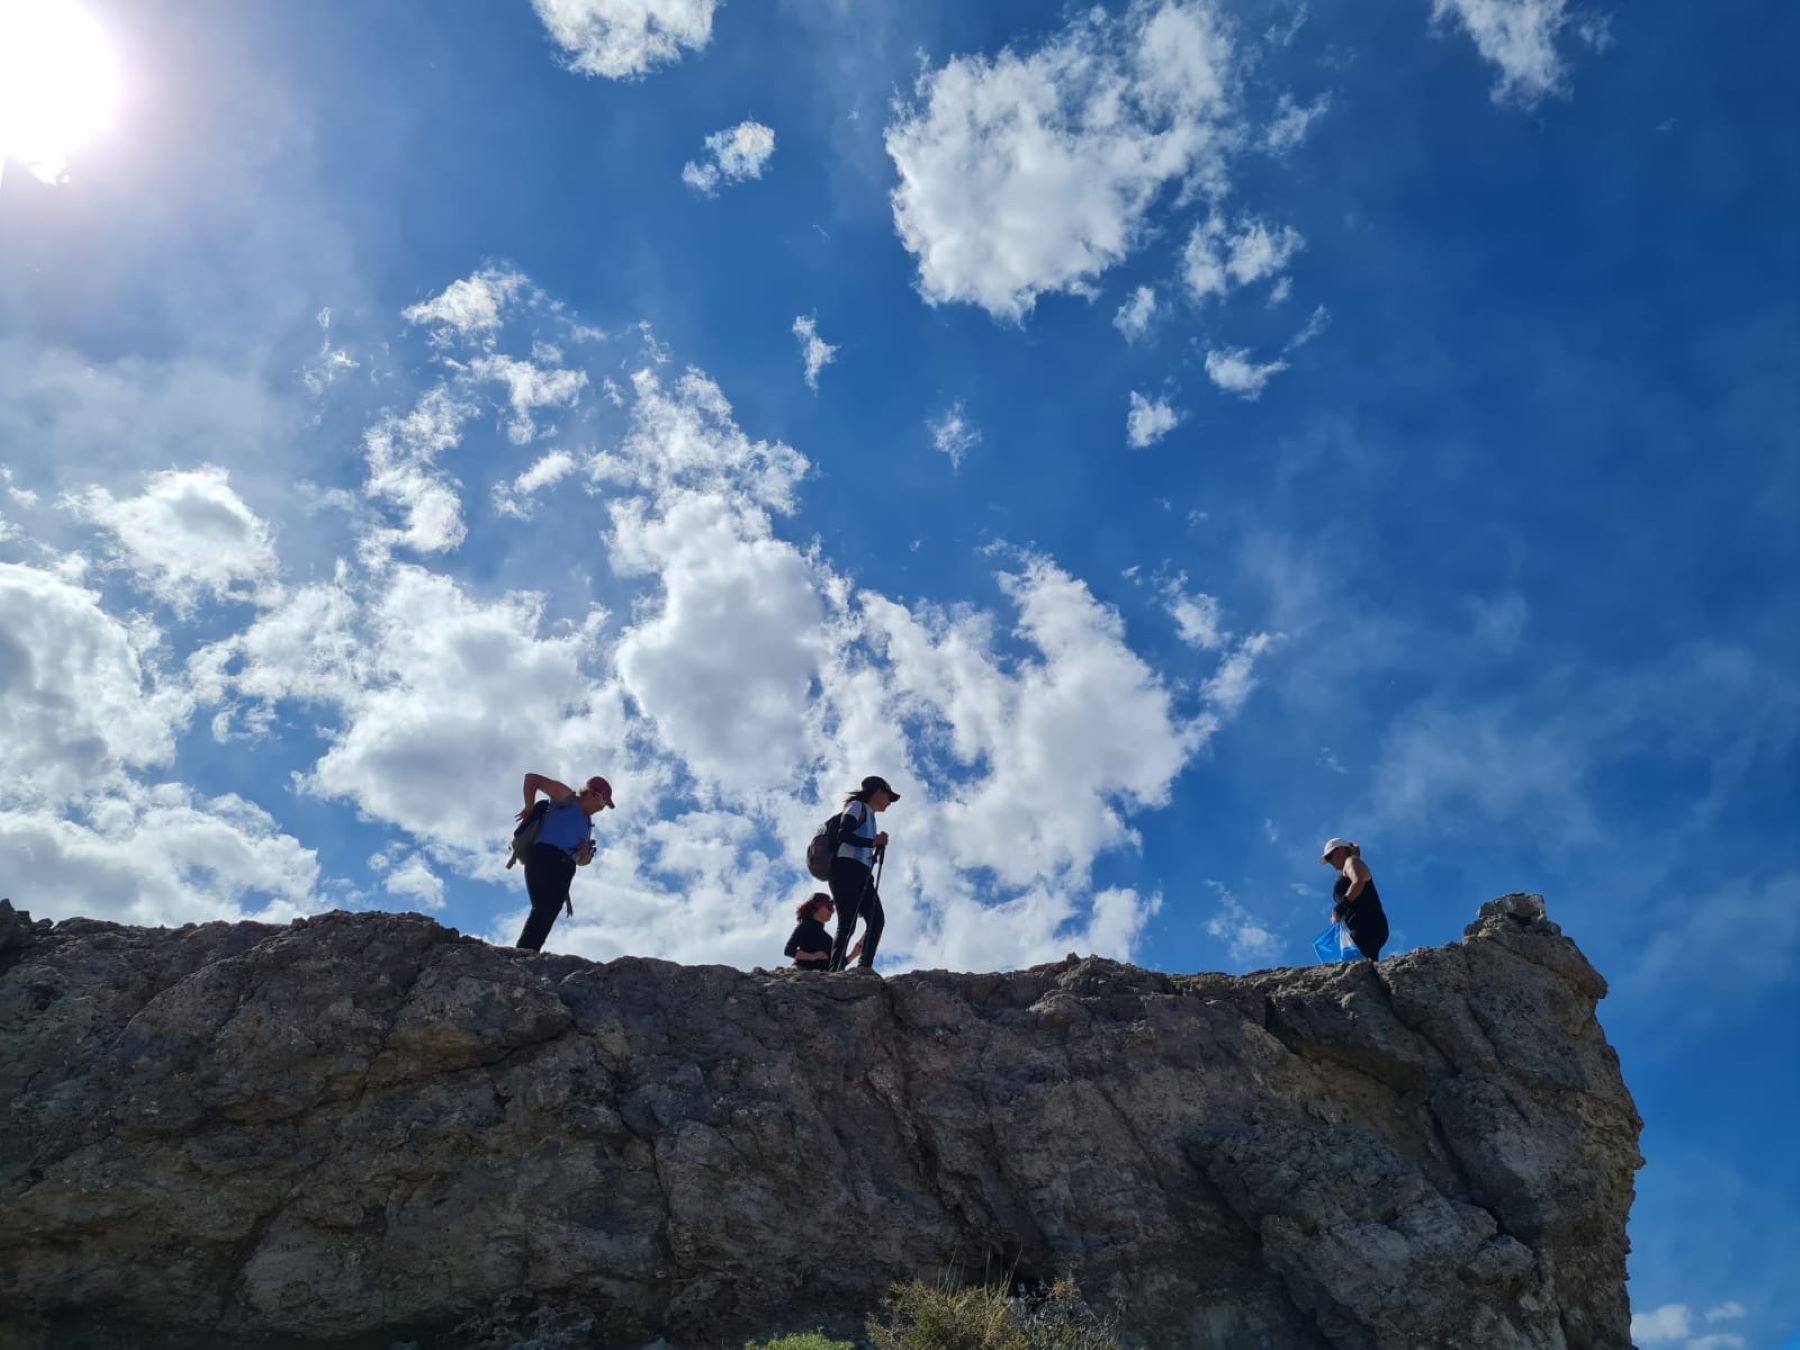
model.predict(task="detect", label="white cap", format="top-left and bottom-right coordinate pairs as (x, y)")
top-left (1320, 837), bottom-right (1354, 861)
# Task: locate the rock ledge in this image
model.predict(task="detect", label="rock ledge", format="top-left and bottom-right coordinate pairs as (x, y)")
top-left (0, 895), bottom-right (1641, 1348)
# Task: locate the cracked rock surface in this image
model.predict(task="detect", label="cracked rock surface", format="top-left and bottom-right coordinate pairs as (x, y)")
top-left (0, 894), bottom-right (1640, 1349)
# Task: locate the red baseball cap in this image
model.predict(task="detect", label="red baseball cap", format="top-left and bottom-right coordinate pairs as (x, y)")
top-left (584, 776), bottom-right (615, 808)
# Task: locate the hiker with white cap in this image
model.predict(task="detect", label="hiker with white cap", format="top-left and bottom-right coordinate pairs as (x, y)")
top-left (1319, 838), bottom-right (1389, 960)
top-left (511, 772), bottom-right (615, 952)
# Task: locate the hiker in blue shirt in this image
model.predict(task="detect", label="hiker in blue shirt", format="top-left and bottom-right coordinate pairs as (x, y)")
top-left (827, 775), bottom-right (898, 972)
top-left (1320, 837), bottom-right (1389, 960)
top-left (513, 772), bottom-right (614, 951)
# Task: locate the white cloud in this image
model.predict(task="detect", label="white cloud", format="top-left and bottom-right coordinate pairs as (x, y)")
top-left (1183, 212), bottom-right (1305, 303)
top-left (885, 0), bottom-right (1239, 321)
top-left (468, 352), bottom-right (588, 444)
top-left (1113, 285), bottom-right (1159, 341)
top-left (1203, 632), bottom-right (1280, 715)
top-left (1205, 885), bottom-right (1282, 965)
top-left (359, 385), bottom-right (476, 559)
top-left (1431, 0), bottom-right (1574, 105)
top-left (492, 449), bottom-right (580, 520)
top-left (930, 402), bottom-right (980, 470)
top-left (611, 490), bottom-right (829, 792)
top-left (1162, 573), bottom-right (1226, 650)
top-left (1704, 1303), bottom-right (1746, 1324)
top-left (792, 315), bottom-right (837, 390)
top-left (531, 0), bottom-right (717, 80)
top-left (682, 120), bottom-right (776, 195)
top-left (0, 787), bottom-right (321, 928)
top-left (383, 853), bottom-right (446, 910)
top-left (0, 562), bottom-right (189, 805)
top-left (1286, 303), bottom-right (1332, 350)
top-left (1264, 92), bottom-right (1331, 152)
top-left (402, 268), bottom-right (527, 342)
top-left (1127, 391), bottom-right (1182, 449)
top-left (1204, 346), bottom-right (1290, 398)
top-left (302, 307), bottom-right (359, 398)
top-left (1631, 1306), bottom-right (1693, 1344)
top-left (66, 465), bottom-right (279, 613)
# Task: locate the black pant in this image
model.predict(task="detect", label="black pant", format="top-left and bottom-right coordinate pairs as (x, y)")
top-left (517, 844), bottom-right (576, 951)
top-left (828, 856), bottom-right (884, 970)
top-left (1341, 901), bottom-right (1389, 960)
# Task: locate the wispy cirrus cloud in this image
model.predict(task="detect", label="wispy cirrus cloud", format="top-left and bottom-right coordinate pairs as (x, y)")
top-left (930, 402), bottom-right (980, 470)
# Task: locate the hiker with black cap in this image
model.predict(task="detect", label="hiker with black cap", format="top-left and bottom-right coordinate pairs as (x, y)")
top-left (784, 893), bottom-right (835, 970)
top-left (512, 772), bottom-right (614, 952)
top-left (828, 775), bottom-right (898, 972)
top-left (1320, 837), bottom-right (1389, 960)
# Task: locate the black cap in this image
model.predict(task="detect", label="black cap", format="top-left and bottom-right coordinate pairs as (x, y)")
top-left (861, 775), bottom-right (900, 801)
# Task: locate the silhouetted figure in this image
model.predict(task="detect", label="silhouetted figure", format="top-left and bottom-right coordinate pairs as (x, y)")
top-left (513, 773), bottom-right (613, 951)
top-left (1320, 837), bottom-right (1389, 960)
top-left (784, 893), bottom-right (835, 970)
top-left (828, 775), bottom-right (898, 971)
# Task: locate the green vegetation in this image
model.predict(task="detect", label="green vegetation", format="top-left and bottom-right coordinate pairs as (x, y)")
top-left (864, 1276), bottom-right (1119, 1350)
top-left (744, 1335), bottom-right (857, 1350)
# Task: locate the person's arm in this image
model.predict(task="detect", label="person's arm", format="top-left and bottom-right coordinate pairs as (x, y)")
top-left (518, 772), bottom-right (574, 821)
top-left (1341, 857), bottom-right (1372, 904)
top-left (784, 924), bottom-right (804, 959)
top-left (574, 839), bottom-right (596, 867)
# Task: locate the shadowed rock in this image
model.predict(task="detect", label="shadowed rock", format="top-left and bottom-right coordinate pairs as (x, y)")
top-left (0, 894), bottom-right (1641, 1348)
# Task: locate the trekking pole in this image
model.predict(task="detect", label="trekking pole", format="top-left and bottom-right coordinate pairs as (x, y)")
top-left (872, 842), bottom-right (886, 893)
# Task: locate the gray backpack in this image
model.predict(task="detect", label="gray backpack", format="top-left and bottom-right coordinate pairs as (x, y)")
top-left (507, 798), bottom-right (582, 869)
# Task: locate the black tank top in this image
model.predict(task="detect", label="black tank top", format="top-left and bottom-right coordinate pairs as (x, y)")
top-left (1334, 873), bottom-right (1383, 914)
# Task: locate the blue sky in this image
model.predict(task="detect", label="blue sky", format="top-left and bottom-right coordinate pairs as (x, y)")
top-left (0, 0), bottom-right (1794, 1343)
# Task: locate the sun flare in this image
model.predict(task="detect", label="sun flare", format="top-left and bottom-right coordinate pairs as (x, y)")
top-left (0, 0), bottom-right (119, 185)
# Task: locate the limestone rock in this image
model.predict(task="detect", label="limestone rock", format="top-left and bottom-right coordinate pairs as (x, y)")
top-left (0, 894), bottom-right (1641, 1348)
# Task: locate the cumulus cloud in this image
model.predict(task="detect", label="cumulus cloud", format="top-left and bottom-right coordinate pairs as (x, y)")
top-left (381, 852), bottom-right (446, 910)
top-left (792, 315), bottom-right (837, 390)
top-left (0, 788), bottom-right (321, 927)
top-left (930, 402), bottom-right (980, 470)
top-left (1126, 391), bottom-right (1182, 449)
top-left (1204, 346), bottom-right (1290, 398)
top-left (402, 268), bottom-right (528, 342)
top-left (1431, 0), bottom-right (1578, 105)
top-left (68, 269), bottom-right (1283, 978)
top-left (1183, 212), bottom-right (1305, 303)
top-left (0, 562), bottom-right (189, 804)
top-left (885, 0), bottom-right (1239, 321)
top-left (1113, 285), bottom-right (1159, 341)
top-left (531, 0), bottom-right (717, 80)
top-left (682, 120), bottom-right (776, 195)
top-left (66, 465), bottom-right (279, 612)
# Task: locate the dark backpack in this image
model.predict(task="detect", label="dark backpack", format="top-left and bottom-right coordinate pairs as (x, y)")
top-left (507, 798), bottom-right (581, 869)
top-left (805, 809), bottom-right (849, 881)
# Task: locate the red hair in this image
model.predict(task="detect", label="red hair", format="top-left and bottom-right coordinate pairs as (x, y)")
top-left (795, 892), bottom-right (834, 922)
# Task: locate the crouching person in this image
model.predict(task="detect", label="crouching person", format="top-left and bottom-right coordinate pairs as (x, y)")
top-left (785, 893), bottom-right (835, 970)
top-left (515, 772), bottom-right (614, 951)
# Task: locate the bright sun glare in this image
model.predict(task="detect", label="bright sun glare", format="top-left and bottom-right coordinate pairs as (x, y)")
top-left (0, 0), bottom-right (119, 186)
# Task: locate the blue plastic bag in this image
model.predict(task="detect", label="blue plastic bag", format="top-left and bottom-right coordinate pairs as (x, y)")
top-left (1313, 923), bottom-right (1358, 964)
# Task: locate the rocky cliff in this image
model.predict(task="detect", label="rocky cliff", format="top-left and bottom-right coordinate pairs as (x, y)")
top-left (0, 894), bottom-right (1641, 1349)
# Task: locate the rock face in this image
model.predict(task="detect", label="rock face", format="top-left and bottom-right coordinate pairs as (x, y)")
top-left (0, 895), bottom-right (1641, 1349)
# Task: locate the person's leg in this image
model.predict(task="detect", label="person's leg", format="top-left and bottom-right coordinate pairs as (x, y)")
top-left (518, 846), bottom-right (574, 951)
top-left (1349, 912), bottom-right (1388, 960)
top-left (856, 887), bottom-right (885, 968)
top-left (827, 858), bottom-right (866, 971)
